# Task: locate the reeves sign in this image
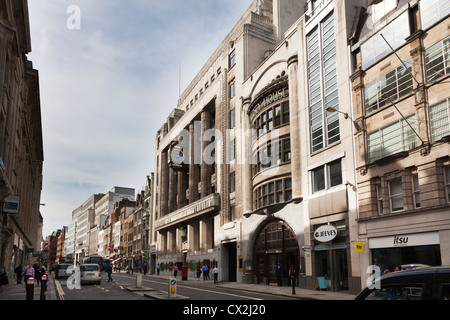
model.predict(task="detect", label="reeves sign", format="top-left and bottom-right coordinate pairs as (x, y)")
top-left (314, 225), bottom-right (338, 243)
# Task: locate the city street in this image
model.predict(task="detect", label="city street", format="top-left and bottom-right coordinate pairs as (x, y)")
top-left (56, 272), bottom-right (300, 301)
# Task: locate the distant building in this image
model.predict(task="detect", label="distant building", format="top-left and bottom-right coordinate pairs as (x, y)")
top-left (0, 0), bottom-right (44, 279)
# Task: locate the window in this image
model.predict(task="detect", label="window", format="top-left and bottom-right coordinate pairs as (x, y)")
top-left (255, 177), bottom-right (292, 209)
top-left (372, 0), bottom-right (397, 23)
top-left (253, 101), bottom-right (290, 136)
top-left (377, 183), bottom-right (383, 214)
top-left (424, 36), bottom-right (450, 83)
top-left (420, 0), bottom-right (450, 30)
top-left (364, 60), bottom-right (413, 115)
top-left (253, 137), bottom-right (291, 176)
top-left (363, 285), bottom-right (423, 300)
top-left (229, 171), bottom-right (235, 193)
top-left (307, 13), bottom-right (340, 152)
top-left (413, 174), bottom-right (420, 208)
top-left (445, 167), bottom-right (450, 202)
top-left (311, 159), bottom-right (343, 193)
top-left (229, 49), bottom-right (236, 69)
top-left (229, 204), bottom-right (235, 221)
top-left (229, 80), bottom-right (236, 99)
top-left (361, 12), bottom-right (410, 70)
top-left (430, 97), bottom-right (450, 142)
top-left (389, 178), bottom-right (404, 212)
top-left (229, 108), bottom-right (235, 129)
top-left (367, 114), bottom-right (417, 163)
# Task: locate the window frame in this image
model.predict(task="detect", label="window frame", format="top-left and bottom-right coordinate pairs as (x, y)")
top-left (311, 159), bottom-right (343, 193)
top-left (389, 178), bottom-right (404, 212)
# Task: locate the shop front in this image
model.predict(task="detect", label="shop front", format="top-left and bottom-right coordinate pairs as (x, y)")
top-left (369, 232), bottom-right (442, 273)
top-left (312, 220), bottom-right (349, 291)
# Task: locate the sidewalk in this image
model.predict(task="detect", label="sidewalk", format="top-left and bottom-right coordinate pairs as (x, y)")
top-left (145, 273), bottom-right (355, 300)
top-left (0, 274), bottom-right (58, 301)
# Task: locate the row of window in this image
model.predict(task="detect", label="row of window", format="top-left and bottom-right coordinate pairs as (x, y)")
top-left (307, 13), bottom-right (340, 152)
top-left (367, 95), bottom-right (450, 164)
top-left (364, 60), bottom-right (413, 115)
top-left (252, 137), bottom-right (291, 176)
top-left (360, 0), bottom-right (449, 71)
top-left (253, 101), bottom-right (290, 136)
top-left (375, 166), bottom-right (450, 214)
top-left (367, 114), bottom-right (417, 163)
top-left (254, 177), bottom-right (292, 210)
top-left (365, 35), bottom-right (449, 116)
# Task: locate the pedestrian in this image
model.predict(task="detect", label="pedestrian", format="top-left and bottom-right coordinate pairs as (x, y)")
top-left (275, 262), bottom-right (284, 286)
top-left (156, 264), bottom-right (161, 275)
top-left (15, 264), bottom-right (23, 284)
top-left (173, 265), bottom-right (178, 277)
top-left (213, 265), bottom-right (219, 284)
top-left (289, 264), bottom-right (296, 294)
top-left (143, 264), bottom-right (148, 275)
top-left (196, 266), bottom-right (201, 281)
top-left (202, 264), bottom-right (209, 281)
top-left (0, 269), bottom-right (8, 293)
top-left (107, 264), bottom-right (113, 282)
top-left (23, 263), bottom-right (35, 286)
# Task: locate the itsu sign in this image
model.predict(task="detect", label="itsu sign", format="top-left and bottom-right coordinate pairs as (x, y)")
top-left (314, 225), bottom-right (338, 243)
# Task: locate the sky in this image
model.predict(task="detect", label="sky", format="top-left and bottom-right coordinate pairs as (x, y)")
top-left (27, 0), bottom-right (253, 237)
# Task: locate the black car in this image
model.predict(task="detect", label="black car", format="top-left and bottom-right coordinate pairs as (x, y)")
top-left (355, 266), bottom-right (450, 300)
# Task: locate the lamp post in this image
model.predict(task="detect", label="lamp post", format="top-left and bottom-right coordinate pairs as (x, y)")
top-left (326, 107), bottom-right (361, 131)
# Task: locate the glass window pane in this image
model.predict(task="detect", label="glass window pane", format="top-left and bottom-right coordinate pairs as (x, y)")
top-left (313, 166), bottom-right (325, 192)
top-left (329, 160), bottom-right (342, 187)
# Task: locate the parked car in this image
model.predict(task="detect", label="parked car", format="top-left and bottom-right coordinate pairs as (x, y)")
top-left (80, 264), bottom-right (101, 285)
top-left (55, 263), bottom-right (73, 279)
top-left (355, 266), bottom-right (450, 300)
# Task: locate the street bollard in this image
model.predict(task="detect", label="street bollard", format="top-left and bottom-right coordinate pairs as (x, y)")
top-left (40, 274), bottom-right (48, 300)
top-left (26, 277), bottom-right (35, 300)
top-left (168, 277), bottom-right (177, 298)
top-left (135, 273), bottom-right (142, 288)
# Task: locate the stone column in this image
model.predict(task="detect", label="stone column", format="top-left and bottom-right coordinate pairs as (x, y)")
top-left (189, 122), bottom-right (200, 203)
top-left (242, 98), bottom-right (253, 215)
top-left (160, 148), bottom-right (169, 217)
top-left (168, 168), bottom-right (177, 213)
top-left (201, 109), bottom-right (212, 198)
top-left (287, 54), bottom-right (302, 198)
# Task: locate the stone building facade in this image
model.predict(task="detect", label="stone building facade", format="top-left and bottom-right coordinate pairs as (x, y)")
top-left (0, 0), bottom-right (44, 279)
top-left (350, 0), bottom-right (450, 286)
top-left (152, 0), bottom-right (365, 293)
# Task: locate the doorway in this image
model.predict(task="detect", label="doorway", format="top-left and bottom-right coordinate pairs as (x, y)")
top-left (223, 242), bottom-right (237, 282)
top-left (315, 249), bottom-right (348, 291)
top-left (253, 221), bottom-right (300, 285)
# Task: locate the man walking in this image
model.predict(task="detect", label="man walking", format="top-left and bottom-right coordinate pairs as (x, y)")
top-left (213, 265), bottom-right (219, 284)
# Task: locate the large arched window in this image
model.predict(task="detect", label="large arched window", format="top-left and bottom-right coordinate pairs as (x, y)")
top-left (254, 221), bottom-right (299, 284)
top-left (255, 221), bottom-right (297, 252)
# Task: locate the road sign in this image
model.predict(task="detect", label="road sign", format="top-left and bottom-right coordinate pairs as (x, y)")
top-left (168, 277), bottom-right (177, 297)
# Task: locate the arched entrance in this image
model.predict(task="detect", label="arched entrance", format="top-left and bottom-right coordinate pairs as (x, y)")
top-left (253, 220), bottom-right (299, 285)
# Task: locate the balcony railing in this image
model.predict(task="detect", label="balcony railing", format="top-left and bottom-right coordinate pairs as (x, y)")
top-left (155, 193), bottom-right (220, 230)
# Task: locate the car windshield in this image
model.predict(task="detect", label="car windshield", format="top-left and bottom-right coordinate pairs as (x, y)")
top-left (82, 265), bottom-right (99, 272)
top-left (59, 265), bottom-right (70, 270)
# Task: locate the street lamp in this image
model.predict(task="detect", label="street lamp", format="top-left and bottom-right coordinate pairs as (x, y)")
top-left (326, 107), bottom-right (361, 131)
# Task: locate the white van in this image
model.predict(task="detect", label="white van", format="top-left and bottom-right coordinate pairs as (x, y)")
top-left (80, 264), bottom-right (101, 285)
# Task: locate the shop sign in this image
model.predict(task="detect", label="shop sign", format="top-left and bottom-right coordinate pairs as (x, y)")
top-left (314, 225), bottom-right (338, 243)
top-left (3, 195), bottom-right (20, 214)
top-left (369, 232), bottom-right (440, 249)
